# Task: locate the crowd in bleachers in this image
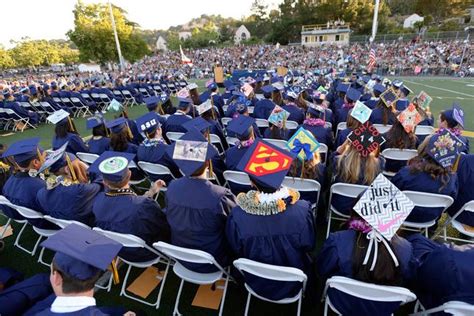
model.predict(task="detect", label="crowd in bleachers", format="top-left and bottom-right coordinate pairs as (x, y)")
top-left (0, 67), bottom-right (473, 315)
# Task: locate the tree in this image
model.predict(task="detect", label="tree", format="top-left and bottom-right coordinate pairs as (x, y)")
top-left (8, 40), bottom-right (79, 68)
top-left (414, 0), bottom-right (470, 21)
top-left (0, 49), bottom-right (15, 69)
top-left (67, 1), bottom-right (150, 65)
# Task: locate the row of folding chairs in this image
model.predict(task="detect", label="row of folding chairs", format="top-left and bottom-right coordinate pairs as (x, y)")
top-left (335, 122), bottom-right (436, 140)
top-left (51, 96), bottom-right (93, 117)
top-left (18, 101), bottom-right (57, 122)
top-left (0, 107), bottom-right (37, 132)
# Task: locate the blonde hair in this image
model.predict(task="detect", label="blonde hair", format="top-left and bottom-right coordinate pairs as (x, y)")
top-left (290, 152), bottom-right (322, 179)
top-left (336, 145), bottom-right (381, 184)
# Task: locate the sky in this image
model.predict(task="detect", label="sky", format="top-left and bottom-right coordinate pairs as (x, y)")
top-left (0, 0), bottom-right (282, 48)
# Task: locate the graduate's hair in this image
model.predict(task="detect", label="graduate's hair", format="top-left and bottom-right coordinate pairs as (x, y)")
top-left (189, 89), bottom-right (200, 105)
top-left (385, 120), bottom-right (417, 149)
top-left (296, 94), bottom-right (307, 111)
top-left (109, 129), bottom-right (132, 152)
top-left (439, 111), bottom-right (458, 129)
top-left (289, 152), bottom-right (321, 180)
top-left (336, 145), bottom-right (381, 185)
top-left (55, 120), bottom-right (78, 138)
top-left (347, 210), bottom-right (402, 286)
top-left (375, 99), bottom-right (396, 125)
top-left (52, 261), bottom-right (101, 294)
top-left (92, 124), bottom-right (108, 137)
top-left (272, 90), bottom-right (282, 105)
top-left (191, 160), bottom-right (209, 177)
top-left (346, 109), bottom-right (363, 130)
top-left (269, 124), bottom-right (287, 140)
top-left (407, 135), bottom-right (452, 191)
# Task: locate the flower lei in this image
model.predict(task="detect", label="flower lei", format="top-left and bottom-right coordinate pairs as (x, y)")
top-left (236, 138), bottom-right (254, 148)
top-left (348, 219), bottom-right (372, 234)
top-left (342, 102), bottom-right (355, 109)
top-left (303, 118), bottom-right (326, 126)
top-left (236, 187), bottom-right (300, 216)
top-left (143, 138), bottom-right (165, 147)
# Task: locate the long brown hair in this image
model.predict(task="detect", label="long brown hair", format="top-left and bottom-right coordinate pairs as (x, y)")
top-left (272, 90), bottom-right (282, 105)
top-left (109, 129), bottom-right (132, 152)
top-left (385, 120), bottom-right (417, 149)
top-left (336, 146), bottom-right (382, 184)
top-left (289, 152), bottom-right (321, 179)
top-left (375, 99), bottom-right (396, 125)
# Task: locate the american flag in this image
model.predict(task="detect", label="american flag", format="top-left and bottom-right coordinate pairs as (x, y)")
top-left (367, 46), bottom-right (377, 71)
top-left (180, 45), bottom-right (193, 67)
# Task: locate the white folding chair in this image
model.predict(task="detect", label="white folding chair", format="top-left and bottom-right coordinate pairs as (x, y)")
top-left (153, 241), bottom-right (233, 316)
top-left (319, 143), bottom-right (329, 165)
top-left (233, 258), bottom-right (307, 316)
top-left (223, 170), bottom-right (252, 192)
top-left (76, 152), bottom-right (99, 165)
top-left (373, 124), bottom-right (392, 134)
top-left (166, 132), bottom-right (184, 143)
top-left (286, 120), bottom-right (299, 131)
top-left (221, 117), bottom-right (232, 126)
top-left (282, 177), bottom-right (321, 210)
top-left (323, 276), bottom-right (416, 316)
top-left (247, 106), bottom-right (254, 114)
top-left (335, 122), bottom-right (347, 140)
top-left (401, 191), bottom-right (454, 237)
top-left (256, 118), bottom-right (269, 128)
top-left (381, 148), bottom-right (418, 177)
top-left (92, 227), bottom-right (169, 308)
top-left (326, 183), bottom-right (368, 238)
top-left (226, 136), bottom-right (239, 147)
top-left (432, 200), bottom-right (474, 243)
top-left (210, 134), bottom-right (225, 155)
top-left (415, 125), bottom-right (435, 138)
top-left (138, 161), bottom-right (177, 192)
top-left (411, 300), bottom-right (474, 316)
top-left (263, 138), bottom-right (289, 151)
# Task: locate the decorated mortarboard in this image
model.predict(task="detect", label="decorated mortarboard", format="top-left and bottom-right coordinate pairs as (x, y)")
top-left (144, 96), bottom-right (160, 111)
top-left (226, 115), bottom-right (255, 139)
top-left (166, 129), bottom-right (218, 176)
top-left (379, 88), bottom-right (399, 107)
top-left (347, 121), bottom-right (386, 157)
top-left (391, 79), bottom-right (403, 88)
top-left (106, 99), bottom-right (124, 113)
top-left (86, 114), bottom-right (105, 130)
top-left (427, 129), bottom-right (464, 168)
top-left (135, 112), bottom-right (161, 135)
top-left (182, 116), bottom-right (212, 133)
top-left (88, 151), bottom-right (135, 182)
top-left (236, 139), bottom-right (293, 190)
top-left (261, 85), bottom-right (276, 94)
top-left (400, 85), bottom-right (412, 96)
top-left (317, 85), bottom-right (328, 93)
top-left (336, 83), bottom-right (350, 93)
top-left (416, 91), bottom-right (432, 110)
top-left (286, 127), bottom-right (320, 161)
top-left (397, 103), bottom-right (422, 133)
top-left (272, 82), bottom-right (285, 91)
top-left (38, 142), bottom-right (69, 174)
top-left (195, 99), bottom-right (213, 116)
top-left (268, 105), bottom-right (290, 129)
top-left (241, 83), bottom-right (254, 97)
top-left (286, 88), bottom-right (299, 100)
top-left (47, 109), bottom-right (70, 125)
top-left (1, 137), bottom-right (41, 163)
top-left (372, 83), bottom-right (386, 94)
top-left (187, 82), bottom-right (198, 90)
top-left (307, 102), bottom-right (326, 119)
top-left (451, 103), bottom-right (464, 128)
top-left (105, 117), bottom-right (129, 134)
top-left (351, 101), bottom-right (372, 124)
top-left (346, 88), bottom-right (362, 102)
top-left (41, 224), bottom-right (122, 280)
top-left (159, 93), bottom-right (170, 103)
top-left (352, 174), bottom-right (415, 270)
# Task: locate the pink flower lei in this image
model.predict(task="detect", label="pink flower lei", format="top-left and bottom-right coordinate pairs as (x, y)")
top-left (348, 219), bottom-right (372, 234)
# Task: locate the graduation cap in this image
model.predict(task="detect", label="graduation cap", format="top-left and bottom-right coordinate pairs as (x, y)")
top-left (187, 82), bottom-right (198, 90)
top-left (286, 127), bottom-right (320, 161)
top-left (286, 88), bottom-right (299, 100)
top-left (400, 85), bottom-right (412, 96)
top-left (89, 151), bottom-right (135, 182)
top-left (226, 115), bottom-right (255, 139)
top-left (347, 121), bottom-right (386, 157)
top-left (106, 117), bottom-right (130, 134)
top-left (236, 139), bottom-right (293, 190)
top-left (195, 99), bottom-right (213, 116)
top-left (198, 90), bottom-right (211, 104)
top-left (415, 91), bottom-right (432, 110)
top-left (397, 103), bottom-right (422, 133)
top-left (1, 137), bottom-right (42, 164)
top-left (261, 85), bottom-right (276, 94)
top-left (346, 88), bottom-right (362, 102)
top-left (166, 129), bottom-right (218, 176)
top-left (38, 142), bottom-right (69, 174)
top-left (177, 88), bottom-right (191, 104)
top-left (224, 80), bottom-right (236, 91)
top-left (372, 83), bottom-right (386, 95)
top-left (47, 109), bottom-right (70, 126)
top-left (427, 129), bottom-right (464, 168)
top-left (444, 103), bottom-right (465, 128)
top-left (159, 93), bottom-right (170, 104)
top-left (272, 82), bottom-right (285, 91)
top-left (268, 105), bottom-right (290, 129)
top-left (144, 96), bottom-right (160, 111)
top-left (41, 224), bottom-right (122, 281)
top-left (336, 83), bottom-right (350, 93)
top-left (135, 112), bottom-right (161, 136)
top-left (380, 88), bottom-right (399, 107)
top-left (352, 174), bottom-right (415, 270)
top-left (351, 101), bottom-right (372, 124)
top-left (307, 102), bottom-right (325, 119)
top-left (182, 116), bottom-right (212, 134)
top-left (391, 79), bottom-right (403, 89)
top-left (241, 83), bottom-right (254, 97)
top-left (106, 99), bottom-right (124, 114)
top-left (86, 114), bottom-right (105, 130)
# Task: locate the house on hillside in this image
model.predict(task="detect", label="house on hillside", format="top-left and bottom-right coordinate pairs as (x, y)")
top-left (156, 36), bottom-right (167, 51)
top-left (301, 23), bottom-right (350, 46)
top-left (403, 14), bottom-right (424, 29)
top-left (179, 31), bottom-right (192, 41)
top-left (234, 25), bottom-right (251, 44)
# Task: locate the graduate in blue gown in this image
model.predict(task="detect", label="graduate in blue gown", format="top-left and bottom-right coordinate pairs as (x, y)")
top-left (195, 98), bottom-right (228, 151)
top-left (105, 117), bottom-right (138, 154)
top-left (408, 234), bottom-right (474, 311)
top-left (254, 85), bottom-right (276, 119)
top-left (335, 88), bottom-right (361, 125)
top-left (30, 224), bottom-right (130, 315)
top-left (208, 82), bottom-right (225, 117)
top-left (36, 145), bottom-right (101, 226)
top-left (163, 99), bottom-right (192, 134)
top-left (90, 151), bottom-right (170, 262)
top-left (301, 102), bottom-right (334, 149)
top-left (364, 83), bottom-right (386, 109)
top-left (85, 115), bottom-right (110, 155)
top-left (391, 130), bottom-right (460, 223)
top-left (164, 129), bottom-right (237, 273)
top-left (226, 139), bottom-right (315, 301)
top-left (225, 115), bottom-right (257, 171)
top-left (438, 103), bottom-right (470, 153)
top-left (136, 112), bottom-right (180, 182)
top-left (369, 97), bottom-right (397, 125)
top-left (446, 154), bottom-right (474, 226)
top-left (49, 110), bottom-right (89, 155)
top-left (106, 99), bottom-right (143, 145)
top-left (281, 89), bottom-right (305, 124)
top-left (394, 85), bottom-right (412, 111)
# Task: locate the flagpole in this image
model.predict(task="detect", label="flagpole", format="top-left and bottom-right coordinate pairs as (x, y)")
top-left (108, 0), bottom-right (125, 71)
top-left (370, 0), bottom-right (380, 43)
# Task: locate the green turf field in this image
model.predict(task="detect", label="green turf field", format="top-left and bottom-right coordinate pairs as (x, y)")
top-left (0, 76), bottom-right (472, 315)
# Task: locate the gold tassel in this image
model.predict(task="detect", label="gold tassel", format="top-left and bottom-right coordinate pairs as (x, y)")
top-left (158, 103), bottom-right (165, 115)
top-left (67, 117), bottom-right (75, 133)
top-left (210, 97), bottom-right (216, 120)
top-left (65, 154), bottom-right (77, 182)
top-left (111, 258), bottom-right (120, 285)
top-left (452, 155), bottom-right (461, 172)
top-left (207, 133), bottom-right (214, 179)
top-left (37, 148), bottom-right (44, 165)
top-left (126, 123), bottom-right (133, 140)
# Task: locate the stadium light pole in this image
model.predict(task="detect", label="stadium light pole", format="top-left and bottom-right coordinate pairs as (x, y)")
top-left (108, 0), bottom-right (125, 71)
top-left (369, 0), bottom-right (380, 43)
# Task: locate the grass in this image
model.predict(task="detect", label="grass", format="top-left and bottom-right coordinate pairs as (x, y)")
top-left (0, 76), bottom-right (473, 315)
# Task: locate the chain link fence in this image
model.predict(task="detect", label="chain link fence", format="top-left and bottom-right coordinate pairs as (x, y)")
top-left (350, 31), bottom-right (469, 43)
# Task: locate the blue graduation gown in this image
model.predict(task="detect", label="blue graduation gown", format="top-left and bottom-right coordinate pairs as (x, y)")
top-left (0, 273), bottom-right (52, 316)
top-left (364, 97), bottom-right (380, 109)
top-left (211, 94), bottom-right (225, 117)
top-left (253, 99), bottom-right (276, 119)
top-left (92, 190), bottom-right (170, 262)
top-left (226, 200), bottom-right (315, 301)
top-left (391, 166), bottom-right (458, 223)
top-left (302, 123), bottom-right (334, 149)
top-left (86, 137), bottom-right (110, 155)
top-left (369, 108), bottom-right (396, 125)
top-left (335, 106), bottom-right (352, 125)
top-left (281, 104), bottom-right (304, 124)
top-left (225, 145), bottom-right (249, 171)
top-left (335, 128), bottom-right (352, 148)
top-left (136, 141), bottom-right (181, 182)
top-left (447, 154), bottom-right (474, 226)
top-left (317, 230), bottom-right (417, 316)
top-left (164, 177), bottom-right (237, 273)
top-left (163, 113), bottom-right (191, 134)
top-left (457, 135), bottom-right (470, 154)
top-left (52, 133), bottom-right (89, 154)
top-left (263, 128), bottom-right (290, 140)
top-left (37, 183), bottom-right (101, 226)
top-left (35, 306), bottom-right (108, 316)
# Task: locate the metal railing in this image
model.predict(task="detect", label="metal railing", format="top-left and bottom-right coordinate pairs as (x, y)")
top-left (350, 31), bottom-right (468, 43)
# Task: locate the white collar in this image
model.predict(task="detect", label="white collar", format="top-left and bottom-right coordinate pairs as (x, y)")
top-left (258, 187), bottom-right (289, 204)
top-left (51, 296), bottom-right (96, 313)
top-left (175, 110), bottom-right (186, 116)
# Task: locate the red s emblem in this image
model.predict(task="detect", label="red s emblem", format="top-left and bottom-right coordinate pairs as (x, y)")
top-left (244, 143), bottom-right (291, 176)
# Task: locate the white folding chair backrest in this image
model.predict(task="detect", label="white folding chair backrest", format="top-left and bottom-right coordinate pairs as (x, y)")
top-left (166, 132), bottom-right (184, 142)
top-left (325, 122), bottom-right (333, 129)
top-left (263, 138), bottom-right (288, 150)
top-left (76, 152), bottom-right (99, 164)
top-left (325, 276), bottom-right (416, 303)
top-left (440, 301), bottom-right (474, 316)
top-left (286, 121), bottom-right (298, 130)
top-left (247, 106), bottom-right (254, 114)
top-left (336, 122), bottom-right (347, 139)
top-left (223, 171), bottom-right (251, 186)
top-left (283, 177), bottom-right (320, 194)
top-left (0, 196), bottom-right (43, 219)
top-left (373, 124), bottom-right (392, 134)
top-left (154, 241), bottom-right (216, 266)
top-left (138, 161), bottom-right (174, 178)
top-left (381, 148), bottom-right (418, 161)
top-left (415, 125), bottom-right (435, 137)
top-left (319, 143), bottom-right (328, 160)
top-left (256, 119), bottom-right (269, 128)
top-left (92, 227), bottom-right (147, 249)
top-left (451, 200), bottom-right (474, 221)
top-left (221, 117), bottom-right (232, 126)
top-left (330, 183), bottom-right (369, 200)
top-left (233, 258), bottom-right (307, 289)
top-left (43, 215), bottom-right (91, 229)
top-left (402, 191), bottom-right (454, 210)
top-left (210, 134), bottom-right (224, 151)
top-left (226, 137), bottom-right (239, 147)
